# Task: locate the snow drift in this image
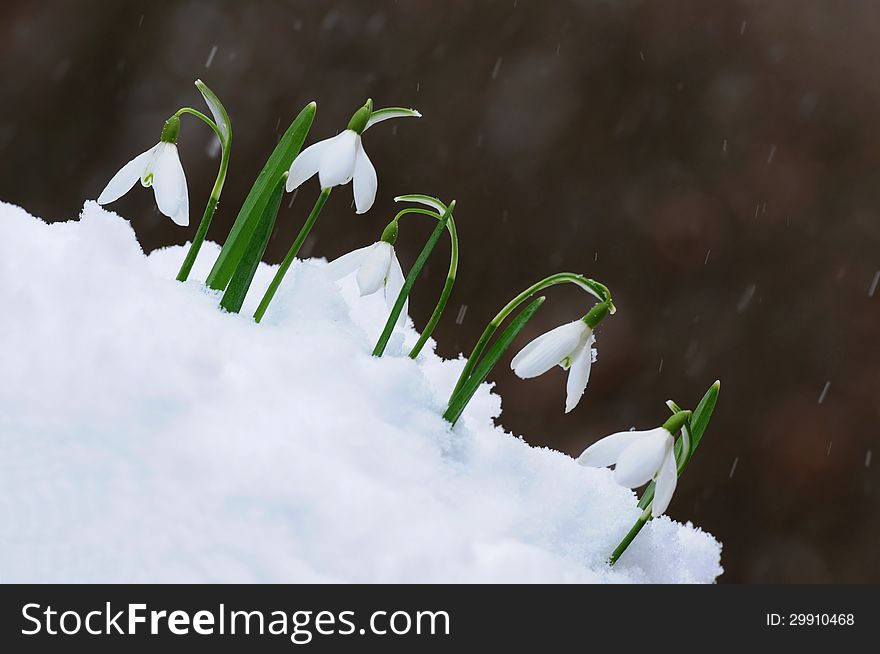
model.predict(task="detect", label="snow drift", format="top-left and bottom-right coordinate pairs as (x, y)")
top-left (0, 201), bottom-right (722, 583)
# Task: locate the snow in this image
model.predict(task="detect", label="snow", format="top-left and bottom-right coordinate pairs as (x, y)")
top-left (0, 200), bottom-right (723, 583)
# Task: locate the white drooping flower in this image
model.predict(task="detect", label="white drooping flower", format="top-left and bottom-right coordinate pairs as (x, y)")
top-left (510, 319), bottom-right (596, 413)
top-left (577, 426), bottom-right (680, 517)
top-left (285, 101), bottom-right (421, 215)
top-left (97, 117), bottom-right (189, 227)
top-left (325, 240), bottom-right (407, 326)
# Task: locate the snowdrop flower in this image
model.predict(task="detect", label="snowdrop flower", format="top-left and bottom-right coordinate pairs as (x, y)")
top-left (445, 274), bottom-right (613, 426)
top-left (510, 318), bottom-right (596, 413)
top-left (285, 99), bottom-right (421, 214)
top-left (325, 222), bottom-right (407, 325)
top-left (577, 411), bottom-right (691, 517)
top-left (97, 116), bottom-right (189, 226)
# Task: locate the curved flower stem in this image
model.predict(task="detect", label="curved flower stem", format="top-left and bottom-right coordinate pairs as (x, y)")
top-left (174, 107), bottom-right (231, 282)
top-left (174, 107), bottom-right (224, 142)
top-left (372, 203), bottom-right (455, 357)
top-left (388, 207), bottom-right (459, 358)
top-left (449, 273), bottom-right (613, 401)
top-left (609, 506), bottom-right (652, 565)
top-left (253, 187), bottom-right (331, 323)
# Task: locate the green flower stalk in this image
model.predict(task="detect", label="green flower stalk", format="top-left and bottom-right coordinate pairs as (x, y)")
top-left (578, 380), bottom-right (721, 565)
top-left (252, 98), bottom-right (421, 323)
top-left (175, 80), bottom-right (233, 282)
top-left (253, 187), bottom-right (331, 323)
top-left (392, 195), bottom-right (459, 359)
top-left (370, 200), bottom-right (456, 358)
top-left (444, 273), bottom-right (614, 425)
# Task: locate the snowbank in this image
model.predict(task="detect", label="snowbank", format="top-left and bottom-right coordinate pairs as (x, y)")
top-left (0, 201), bottom-right (722, 583)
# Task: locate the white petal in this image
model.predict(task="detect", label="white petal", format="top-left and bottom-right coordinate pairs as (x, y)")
top-left (651, 444), bottom-right (678, 517)
top-left (353, 141), bottom-right (378, 214)
top-left (564, 339), bottom-right (593, 413)
top-left (317, 131), bottom-right (358, 188)
top-left (324, 244), bottom-right (373, 281)
top-left (613, 428), bottom-right (671, 488)
top-left (384, 249), bottom-right (408, 328)
top-left (356, 242), bottom-right (393, 296)
top-left (510, 320), bottom-right (587, 379)
top-left (286, 139), bottom-right (332, 191)
top-left (577, 429), bottom-right (651, 468)
top-left (96, 146), bottom-right (156, 205)
top-left (150, 143), bottom-right (189, 226)
top-left (559, 326), bottom-right (593, 370)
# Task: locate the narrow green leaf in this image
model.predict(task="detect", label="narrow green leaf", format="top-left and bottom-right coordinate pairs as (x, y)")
top-left (372, 203), bottom-right (454, 357)
top-left (684, 380), bottom-right (720, 465)
top-left (443, 296), bottom-right (545, 425)
top-left (219, 176), bottom-right (285, 314)
top-left (195, 79), bottom-right (231, 145)
top-left (206, 102), bottom-right (316, 291)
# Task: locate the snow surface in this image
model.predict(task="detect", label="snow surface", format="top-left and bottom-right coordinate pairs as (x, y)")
top-left (0, 201), bottom-right (722, 583)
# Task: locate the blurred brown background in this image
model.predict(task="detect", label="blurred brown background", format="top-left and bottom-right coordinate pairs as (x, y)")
top-left (1, 0), bottom-right (878, 582)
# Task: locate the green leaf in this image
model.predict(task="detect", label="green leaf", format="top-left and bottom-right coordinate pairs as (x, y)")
top-left (365, 107), bottom-right (421, 131)
top-left (372, 202), bottom-right (454, 357)
top-left (684, 380), bottom-right (720, 465)
top-left (219, 176), bottom-right (285, 314)
top-left (443, 296), bottom-right (545, 425)
top-left (206, 101), bottom-right (316, 291)
top-left (195, 79), bottom-right (231, 146)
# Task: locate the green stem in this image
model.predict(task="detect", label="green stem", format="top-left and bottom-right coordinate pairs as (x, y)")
top-left (372, 203), bottom-right (454, 357)
top-left (388, 207), bottom-right (459, 359)
top-left (450, 273), bottom-right (612, 400)
top-left (174, 107), bottom-right (224, 142)
top-left (253, 187), bottom-right (331, 323)
top-left (609, 506), bottom-right (652, 565)
top-left (174, 107), bottom-right (231, 282)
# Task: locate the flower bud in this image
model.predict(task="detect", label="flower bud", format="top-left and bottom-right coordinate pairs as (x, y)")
top-left (346, 98), bottom-right (374, 134)
top-left (380, 220), bottom-right (399, 245)
top-left (160, 115), bottom-right (181, 144)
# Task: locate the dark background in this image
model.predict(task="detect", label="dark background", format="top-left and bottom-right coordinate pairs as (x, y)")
top-left (1, 0), bottom-right (877, 583)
